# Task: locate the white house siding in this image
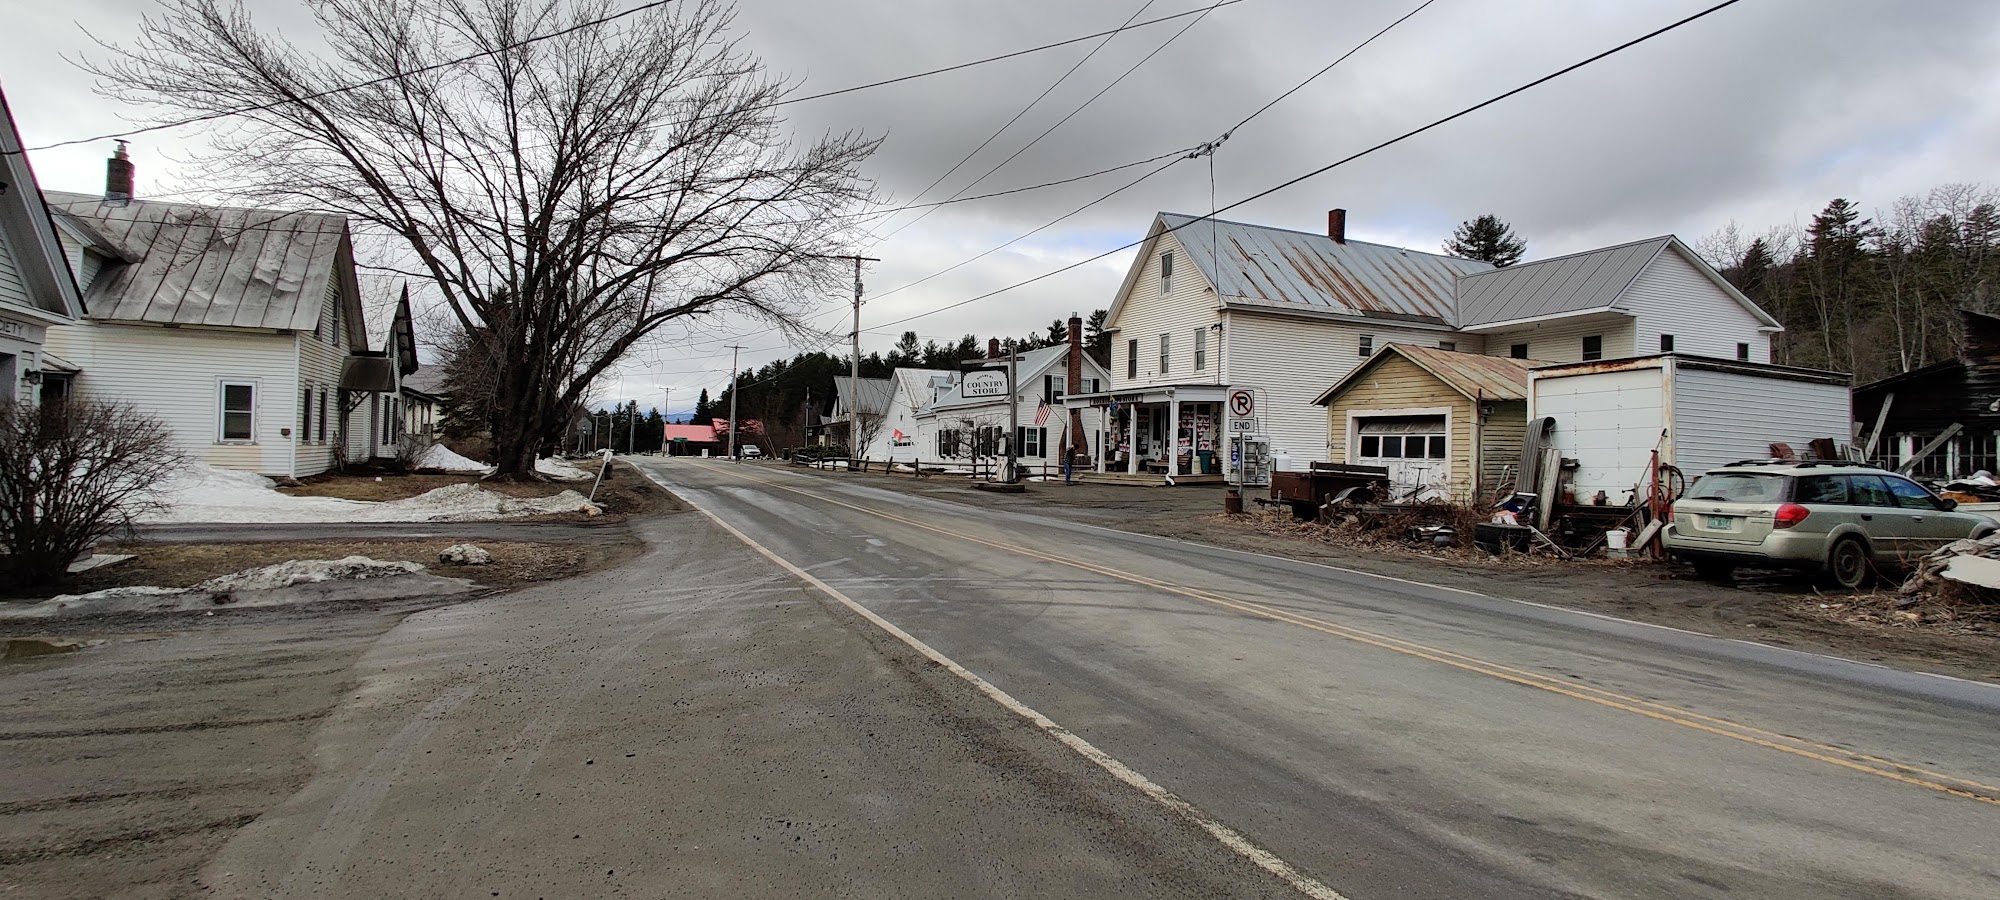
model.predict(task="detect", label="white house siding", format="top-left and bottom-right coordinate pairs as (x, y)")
top-left (1669, 365), bottom-right (1849, 476)
top-left (928, 360), bottom-right (1110, 465)
top-left (0, 314), bottom-right (47, 404)
top-left (862, 369), bottom-right (954, 462)
top-left (1223, 310), bottom-right (1460, 461)
top-left (1110, 231), bottom-right (1224, 389)
top-left (1622, 249), bottom-right (1772, 362)
top-left (1529, 367), bottom-right (1665, 502)
top-left (45, 322), bottom-right (302, 476)
top-left (0, 227), bottom-right (30, 310)
top-left (1481, 317), bottom-right (1637, 364)
top-left (295, 282), bottom-right (351, 475)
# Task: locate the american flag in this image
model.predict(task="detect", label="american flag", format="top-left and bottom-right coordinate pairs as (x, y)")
top-left (1035, 397), bottom-right (1052, 426)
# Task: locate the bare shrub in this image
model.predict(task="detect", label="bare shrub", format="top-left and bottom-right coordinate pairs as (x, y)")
top-left (0, 400), bottom-right (183, 587)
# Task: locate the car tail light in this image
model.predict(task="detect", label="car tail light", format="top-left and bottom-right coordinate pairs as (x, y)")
top-left (1774, 503), bottom-right (1810, 529)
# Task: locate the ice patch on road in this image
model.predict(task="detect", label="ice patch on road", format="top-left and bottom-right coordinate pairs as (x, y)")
top-left (140, 462), bottom-right (601, 524)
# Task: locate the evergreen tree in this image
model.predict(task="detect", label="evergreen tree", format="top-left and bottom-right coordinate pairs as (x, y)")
top-left (1084, 309), bottom-right (1111, 367)
top-left (1736, 238), bottom-right (1773, 299)
top-left (1443, 214), bottom-right (1527, 267)
top-left (1045, 319), bottom-right (1069, 347)
top-left (693, 389), bottom-right (712, 424)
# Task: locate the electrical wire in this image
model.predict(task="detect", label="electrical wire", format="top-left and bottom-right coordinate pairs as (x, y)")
top-left (864, 0), bottom-right (1749, 333)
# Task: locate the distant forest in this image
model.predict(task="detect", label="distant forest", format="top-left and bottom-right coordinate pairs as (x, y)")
top-left (1694, 183), bottom-right (1999, 383)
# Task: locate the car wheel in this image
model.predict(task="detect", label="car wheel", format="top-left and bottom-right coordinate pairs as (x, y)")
top-left (1822, 536), bottom-right (1872, 590)
top-left (1691, 558), bottom-right (1735, 582)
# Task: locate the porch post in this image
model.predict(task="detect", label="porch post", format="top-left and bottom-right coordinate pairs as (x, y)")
top-left (1095, 409), bottom-right (1105, 473)
top-left (1167, 396), bottom-right (1181, 480)
top-left (1126, 406), bottom-right (1139, 474)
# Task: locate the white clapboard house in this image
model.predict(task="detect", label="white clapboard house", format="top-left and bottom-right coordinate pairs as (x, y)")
top-left (0, 87), bottom-right (85, 404)
top-left (921, 342), bottom-right (1111, 471)
top-left (40, 149), bottom-right (414, 477)
top-left (1067, 209), bottom-right (1784, 478)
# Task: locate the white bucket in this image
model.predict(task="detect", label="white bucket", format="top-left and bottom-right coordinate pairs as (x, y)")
top-left (1605, 528), bottom-right (1631, 551)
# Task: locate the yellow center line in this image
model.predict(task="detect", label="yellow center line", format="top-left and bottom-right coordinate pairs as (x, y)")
top-left (686, 460), bottom-right (2000, 808)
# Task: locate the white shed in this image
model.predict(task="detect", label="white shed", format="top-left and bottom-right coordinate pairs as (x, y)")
top-left (1528, 355), bottom-right (1851, 502)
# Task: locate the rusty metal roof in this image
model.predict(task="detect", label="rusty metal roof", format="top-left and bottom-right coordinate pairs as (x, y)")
top-left (1455, 236), bottom-right (1671, 327)
top-left (1162, 213), bottom-right (1488, 325)
top-left (44, 190), bottom-right (348, 331)
top-left (1314, 343), bottom-right (1542, 405)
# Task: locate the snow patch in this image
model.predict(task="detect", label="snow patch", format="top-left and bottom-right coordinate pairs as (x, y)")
top-left (537, 456), bottom-right (594, 481)
top-left (141, 461), bottom-right (601, 523)
top-left (197, 556), bottom-right (426, 592)
top-left (416, 444), bottom-right (493, 474)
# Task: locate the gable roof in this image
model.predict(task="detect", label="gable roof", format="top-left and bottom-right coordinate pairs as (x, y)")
top-left (1133, 213), bottom-right (1489, 326)
top-left (44, 190), bottom-right (351, 332)
top-left (663, 423), bottom-right (722, 442)
top-left (834, 377), bottom-right (894, 417)
top-left (885, 367), bottom-right (956, 414)
top-left (1456, 236), bottom-right (1670, 327)
top-left (1314, 343), bottom-right (1542, 406)
top-left (928, 343), bottom-right (1110, 412)
top-left (0, 88), bottom-right (83, 322)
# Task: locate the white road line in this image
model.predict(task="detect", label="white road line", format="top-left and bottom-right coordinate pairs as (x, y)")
top-left (653, 471), bottom-right (1350, 900)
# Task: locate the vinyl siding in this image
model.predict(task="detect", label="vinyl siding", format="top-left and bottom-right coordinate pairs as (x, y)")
top-left (1109, 231), bottom-right (1223, 389)
top-left (1670, 365), bottom-right (1849, 476)
top-left (1225, 312), bottom-right (1464, 461)
top-left (1481, 317), bottom-right (1636, 364)
top-left (1323, 355), bottom-right (1476, 499)
top-left (925, 357), bottom-right (1111, 462)
top-left (1529, 367), bottom-right (1666, 501)
top-left (1477, 400), bottom-right (1530, 497)
top-left (295, 274), bottom-right (352, 474)
top-left (0, 226), bottom-right (28, 309)
top-left (44, 321), bottom-right (303, 476)
top-left (1623, 249), bottom-right (1771, 362)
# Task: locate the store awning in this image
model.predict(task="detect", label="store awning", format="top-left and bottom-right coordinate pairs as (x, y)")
top-left (1060, 384), bottom-right (1231, 408)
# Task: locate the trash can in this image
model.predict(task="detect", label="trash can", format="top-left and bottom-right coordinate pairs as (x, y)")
top-left (1197, 450), bottom-right (1215, 474)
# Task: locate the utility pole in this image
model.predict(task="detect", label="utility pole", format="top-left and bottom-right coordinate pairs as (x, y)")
top-left (726, 344), bottom-right (743, 461)
top-left (824, 255), bottom-right (879, 452)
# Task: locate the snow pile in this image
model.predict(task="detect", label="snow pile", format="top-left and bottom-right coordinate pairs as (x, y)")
top-left (537, 456), bottom-right (594, 481)
top-left (40, 585), bottom-right (189, 605)
top-left (197, 556), bottom-right (426, 592)
top-left (439, 544), bottom-right (493, 566)
top-left (416, 444), bottom-right (493, 474)
top-left (142, 461), bottom-right (601, 523)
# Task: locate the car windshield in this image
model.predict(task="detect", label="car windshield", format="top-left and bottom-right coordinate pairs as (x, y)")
top-left (1686, 472), bottom-right (1787, 503)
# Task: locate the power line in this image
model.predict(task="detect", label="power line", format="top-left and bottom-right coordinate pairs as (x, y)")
top-left (863, 0), bottom-right (1161, 236)
top-left (861, 0), bottom-right (1436, 309)
top-left (866, 0), bottom-right (1233, 249)
top-left (866, 0), bottom-right (1749, 333)
top-left (16, 0), bottom-right (1246, 156)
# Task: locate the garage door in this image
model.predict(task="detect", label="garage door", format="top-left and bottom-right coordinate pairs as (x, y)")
top-left (1356, 416), bottom-right (1448, 502)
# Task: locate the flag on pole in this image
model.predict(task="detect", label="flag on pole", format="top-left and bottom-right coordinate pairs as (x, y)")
top-left (892, 428), bottom-right (907, 441)
top-left (1035, 397), bottom-right (1052, 426)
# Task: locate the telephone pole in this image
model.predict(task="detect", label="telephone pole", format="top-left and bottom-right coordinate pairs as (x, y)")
top-left (726, 344), bottom-right (743, 461)
top-left (824, 255), bottom-right (880, 452)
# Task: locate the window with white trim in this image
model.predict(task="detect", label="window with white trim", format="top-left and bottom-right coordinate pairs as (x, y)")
top-left (1160, 250), bottom-right (1174, 295)
top-left (1358, 334), bottom-right (1373, 357)
top-left (1583, 335), bottom-right (1603, 361)
top-left (317, 389), bottom-right (329, 443)
top-left (1044, 373), bottom-right (1065, 402)
top-left (219, 381), bottom-right (257, 442)
top-left (1127, 339), bottom-right (1138, 379)
top-left (1158, 333), bottom-right (1170, 374)
top-left (1193, 328), bottom-right (1207, 371)
top-left (301, 387), bottom-right (313, 441)
top-left (1015, 426), bottom-right (1047, 458)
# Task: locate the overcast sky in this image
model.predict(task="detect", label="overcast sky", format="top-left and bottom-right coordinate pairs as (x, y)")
top-left (8, 0), bottom-right (2000, 415)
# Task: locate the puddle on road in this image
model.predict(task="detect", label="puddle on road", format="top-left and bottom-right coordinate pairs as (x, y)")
top-left (2, 638), bottom-right (94, 661)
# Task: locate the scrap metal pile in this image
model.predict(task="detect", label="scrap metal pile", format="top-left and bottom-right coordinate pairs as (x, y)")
top-left (1901, 533), bottom-right (2000, 605)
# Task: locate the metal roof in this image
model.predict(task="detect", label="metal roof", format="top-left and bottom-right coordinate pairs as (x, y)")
top-left (44, 190), bottom-right (349, 331)
top-left (837, 377), bottom-right (895, 416)
top-left (887, 368), bottom-right (957, 415)
top-left (1314, 343), bottom-right (1541, 405)
top-left (1455, 236), bottom-right (1671, 327)
top-left (1160, 213), bottom-right (1489, 324)
top-left (0, 88), bottom-right (83, 322)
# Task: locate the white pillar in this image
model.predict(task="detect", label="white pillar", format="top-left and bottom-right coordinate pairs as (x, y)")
top-left (1126, 407), bottom-right (1139, 474)
top-left (1095, 410), bottom-right (1105, 473)
top-left (1167, 397), bottom-right (1181, 480)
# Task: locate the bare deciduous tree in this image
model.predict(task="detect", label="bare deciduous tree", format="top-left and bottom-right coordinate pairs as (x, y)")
top-left (0, 400), bottom-right (183, 588)
top-left (94, 0), bottom-right (878, 478)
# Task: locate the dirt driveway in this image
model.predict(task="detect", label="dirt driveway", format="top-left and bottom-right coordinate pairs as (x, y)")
top-left (768, 462), bottom-right (2000, 683)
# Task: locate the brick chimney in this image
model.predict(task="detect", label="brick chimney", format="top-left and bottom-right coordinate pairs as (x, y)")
top-left (987, 337), bottom-right (1002, 359)
top-left (105, 141), bottom-right (134, 205)
top-left (1066, 313), bottom-right (1087, 463)
top-left (1327, 208), bottom-right (1346, 244)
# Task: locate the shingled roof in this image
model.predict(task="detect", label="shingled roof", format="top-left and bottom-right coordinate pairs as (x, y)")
top-left (44, 190), bottom-right (351, 332)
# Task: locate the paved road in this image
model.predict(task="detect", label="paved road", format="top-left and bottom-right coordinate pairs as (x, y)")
top-left (637, 457), bottom-right (2000, 899)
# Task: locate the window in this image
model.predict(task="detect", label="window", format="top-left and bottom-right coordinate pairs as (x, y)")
top-left (1381, 435), bottom-right (1402, 457)
top-left (1086, 378), bottom-right (1100, 393)
top-left (1438, 341), bottom-right (1456, 352)
top-left (1044, 374), bottom-right (1065, 402)
top-left (1427, 435), bottom-right (1447, 459)
top-left (1510, 343), bottom-right (1529, 359)
top-left (1127, 339), bottom-right (1139, 379)
top-left (1687, 472), bottom-right (1785, 502)
top-left (937, 430), bottom-right (958, 458)
top-left (1844, 474), bottom-right (1895, 508)
top-left (301, 387), bottom-right (313, 441)
top-left (1016, 426), bottom-right (1047, 458)
top-left (317, 390), bottom-right (329, 444)
top-left (1159, 333), bottom-right (1171, 374)
top-left (1659, 334), bottom-right (1675, 352)
top-left (1737, 342), bottom-right (1751, 361)
top-left (1582, 335), bottom-right (1603, 361)
top-left (1794, 475), bottom-right (1849, 505)
top-left (219, 381), bottom-right (257, 442)
top-left (1358, 334), bottom-right (1373, 357)
top-left (1360, 435), bottom-right (1380, 457)
top-left (1884, 476), bottom-right (1944, 510)
top-left (1193, 329), bottom-right (1207, 371)
top-left (1160, 250), bottom-right (1174, 295)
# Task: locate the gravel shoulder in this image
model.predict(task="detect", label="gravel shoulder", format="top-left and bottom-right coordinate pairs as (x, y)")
top-left (765, 462), bottom-right (2000, 683)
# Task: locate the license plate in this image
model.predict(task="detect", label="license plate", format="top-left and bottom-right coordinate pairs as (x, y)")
top-left (1706, 516), bottom-right (1732, 529)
